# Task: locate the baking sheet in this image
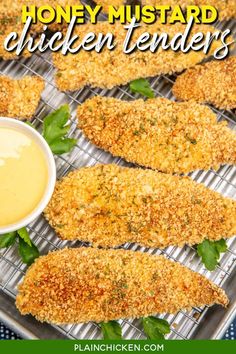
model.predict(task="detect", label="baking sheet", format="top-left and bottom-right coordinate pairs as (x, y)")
top-left (0, 2), bottom-right (236, 339)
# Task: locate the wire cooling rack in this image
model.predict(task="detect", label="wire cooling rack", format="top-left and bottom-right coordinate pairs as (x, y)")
top-left (0, 3), bottom-right (236, 339)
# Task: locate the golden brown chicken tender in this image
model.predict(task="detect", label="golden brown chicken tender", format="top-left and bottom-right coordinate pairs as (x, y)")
top-left (0, 20), bottom-right (30, 60)
top-left (45, 164), bottom-right (236, 248)
top-left (16, 247), bottom-right (229, 324)
top-left (53, 21), bottom-right (225, 91)
top-left (0, 0), bottom-right (81, 28)
top-left (173, 57), bottom-right (236, 110)
top-left (0, 76), bottom-right (44, 119)
top-left (77, 96), bottom-right (236, 174)
top-left (0, 0), bottom-right (81, 60)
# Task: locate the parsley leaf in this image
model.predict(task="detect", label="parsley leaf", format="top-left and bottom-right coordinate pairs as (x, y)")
top-left (17, 227), bottom-right (32, 246)
top-left (18, 237), bottom-right (39, 266)
top-left (214, 239), bottom-right (228, 253)
top-left (1, 228), bottom-right (40, 266)
top-left (0, 232), bottom-right (17, 248)
top-left (42, 105), bottom-right (77, 155)
top-left (142, 317), bottom-right (170, 340)
top-left (129, 78), bottom-right (155, 98)
top-left (197, 239), bottom-right (227, 271)
top-left (17, 228), bottom-right (39, 265)
top-left (100, 321), bottom-right (122, 339)
top-left (49, 137), bottom-right (77, 155)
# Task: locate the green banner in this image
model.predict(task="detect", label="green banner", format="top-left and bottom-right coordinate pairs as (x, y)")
top-left (0, 340), bottom-right (236, 354)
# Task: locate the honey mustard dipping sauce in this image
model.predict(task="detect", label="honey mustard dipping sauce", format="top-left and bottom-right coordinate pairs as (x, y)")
top-left (0, 126), bottom-right (49, 228)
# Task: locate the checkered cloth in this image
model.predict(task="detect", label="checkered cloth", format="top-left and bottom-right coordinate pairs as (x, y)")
top-left (0, 320), bottom-right (235, 340)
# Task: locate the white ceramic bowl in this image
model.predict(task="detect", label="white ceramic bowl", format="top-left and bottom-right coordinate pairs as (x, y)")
top-left (0, 117), bottom-right (56, 234)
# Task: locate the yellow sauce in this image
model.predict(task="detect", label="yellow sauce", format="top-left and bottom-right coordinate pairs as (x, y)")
top-left (0, 127), bottom-right (48, 227)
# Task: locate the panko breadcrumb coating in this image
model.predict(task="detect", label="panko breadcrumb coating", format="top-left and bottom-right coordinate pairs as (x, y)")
top-left (16, 247), bottom-right (229, 324)
top-left (173, 57), bottom-right (236, 110)
top-left (0, 76), bottom-right (44, 120)
top-left (142, 1), bottom-right (236, 21)
top-left (0, 1), bottom-right (81, 30)
top-left (0, 1), bottom-right (43, 60)
top-left (53, 21), bottom-right (226, 91)
top-left (45, 164), bottom-right (236, 248)
top-left (0, 21), bottom-right (31, 61)
top-left (77, 96), bottom-right (236, 174)
top-left (0, 1), bottom-right (81, 60)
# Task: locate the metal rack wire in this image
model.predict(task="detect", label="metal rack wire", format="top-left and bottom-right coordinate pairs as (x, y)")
top-left (0, 6), bottom-right (236, 339)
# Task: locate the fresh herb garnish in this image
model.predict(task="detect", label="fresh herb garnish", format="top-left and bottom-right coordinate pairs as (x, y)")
top-left (99, 317), bottom-right (170, 340)
top-left (0, 232), bottom-right (17, 248)
top-left (18, 237), bottom-right (39, 266)
top-left (42, 105), bottom-right (77, 155)
top-left (197, 239), bottom-right (227, 271)
top-left (129, 78), bottom-right (155, 98)
top-left (142, 317), bottom-right (170, 340)
top-left (0, 228), bottom-right (39, 266)
top-left (17, 227), bottom-right (32, 246)
top-left (100, 321), bottom-right (122, 339)
top-left (48, 137), bottom-right (77, 155)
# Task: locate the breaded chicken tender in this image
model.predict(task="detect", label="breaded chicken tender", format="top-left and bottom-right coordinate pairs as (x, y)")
top-left (0, 1), bottom-right (42, 60)
top-left (77, 96), bottom-right (236, 174)
top-left (45, 164), bottom-right (236, 248)
top-left (53, 21), bottom-right (225, 91)
top-left (142, 1), bottom-right (236, 21)
top-left (0, 76), bottom-right (44, 119)
top-left (173, 57), bottom-right (236, 110)
top-left (16, 247), bottom-right (229, 324)
top-left (0, 0), bottom-right (80, 60)
top-left (0, 0), bottom-right (81, 29)
top-left (0, 21), bottom-right (31, 61)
